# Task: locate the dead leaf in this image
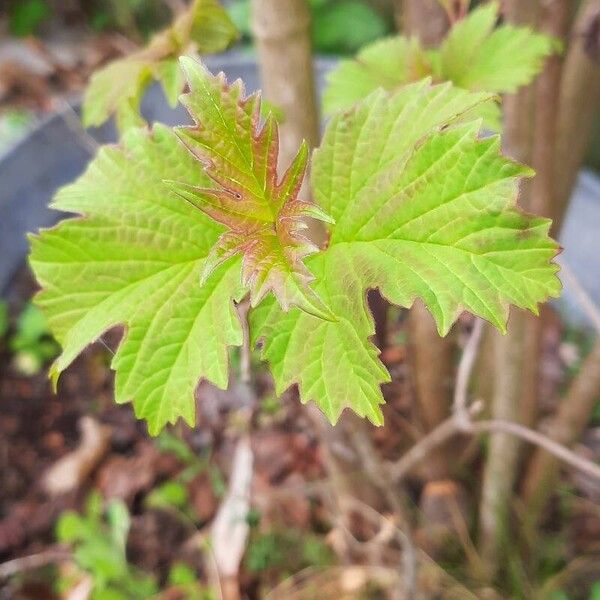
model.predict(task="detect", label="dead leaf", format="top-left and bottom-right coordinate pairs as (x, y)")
top-left (212, 435), bottom-right (253, 578)
top-left (42, 416), bottom-right (111, 497)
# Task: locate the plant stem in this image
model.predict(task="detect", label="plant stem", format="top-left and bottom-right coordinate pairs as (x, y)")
top-left (519, 2), bottom-right (572, 437)
top-left (407, 302), bottom-right (456, 479)
top-left (388, 316), bottom-right (600, 484)
top-left (522, 262), bottom-right (600, 525)
top-left (395, 0), bottom-right (450, 46)
top-left (478, 314), bottom-right (527, 575)
top-left (401, 0), bottom-right (455, 483)
top-left (530, 0), bottom-right (572, 219)
top-left (0, 546), bottom-right (71, 579)
top-left (477, 0), bottom-right (540, 577)
top-left (251, 0), bottom-right (320, 169)
top-left (238, 300), bottom-right (252, 387)
top-left (554, 0), bottom-right (600, 233)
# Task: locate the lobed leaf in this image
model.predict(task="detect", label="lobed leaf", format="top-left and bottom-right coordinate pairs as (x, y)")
top-left (323, 1), bottom-right (558, 129)
top-left (168, 57), bottom-right (334, 320)
top-left (32, 69), bottom-right (561, 431)
top-left (253, 81), bottom-right (560, 423)
top-left (30, 125), bottom-right (245, 434)
top-left (434, 2), bottom-right (561, 93)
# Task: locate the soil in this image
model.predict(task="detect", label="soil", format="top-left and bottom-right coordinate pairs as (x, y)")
top-left (1, 265), bottom-right (600, 599)
top-left (0, 265), bottom-right (334, 599)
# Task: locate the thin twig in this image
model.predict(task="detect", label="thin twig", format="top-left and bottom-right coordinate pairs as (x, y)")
top-left (389, 311), bottom-right (600, 483)
top-left (453, 318), bottom-right (484, 423)
top-left (345, 426), bottom-right (417, 599)
top-left (389, 417), bottom-right (463, 481)
top-left (391, 413), bottom-right (600, 483)
top-left (0, 547), bottom-right (71, 579)
top-left (472, 419), bottom-right (600, 480)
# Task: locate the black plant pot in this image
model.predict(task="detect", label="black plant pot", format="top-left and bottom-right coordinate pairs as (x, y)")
top-left (0, 52), bottom-right (597, 329)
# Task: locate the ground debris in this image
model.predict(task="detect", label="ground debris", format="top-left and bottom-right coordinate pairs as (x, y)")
top-left (42, 416), bottom-right (111, 497)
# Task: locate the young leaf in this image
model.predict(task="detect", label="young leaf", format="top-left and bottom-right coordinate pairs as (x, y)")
top-left (252, 81), bottom-right (561, 424)
top-left (433, 1), bottom-right (561, 93)
top-left (83, 0), bottom-right (238, 132)
top-left (323, 1), bottom-right (558, 128)
top-left (251, 253), bottom-right (389, 426)
top-left (29, 125), bottom-right (245, 434)
top-left (323, 36), bottom-right (430, 115)
top-left (168, 57), bottom-right (334, 320)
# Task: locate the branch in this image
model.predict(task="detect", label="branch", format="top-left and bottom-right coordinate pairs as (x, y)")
top-left (471, 419), bottom-right (600, 481)
top-left (251, 0), bottom-right (319, 164)
top-left (238, 300), bottom-right (252, 387)
top-left (554, 0), bottom-right (600, 232)
top-left (390, 411), bottom-right (600, 484)
top-left (0, 547), bottom-right (70, 579)
top-left (389, 312), bottom-right (600, 485)
top-left (453, 318), bottom-right (484, 423)
top-left (389, 416), bottom-right (465, 481)
top-left (522, 256), bottom-right (600, 520)
top-left (401, 0), bottom-right (455, 482)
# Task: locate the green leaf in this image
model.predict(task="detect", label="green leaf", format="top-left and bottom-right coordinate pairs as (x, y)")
top-left (169, 57), bottom-right (334, 320)
top-left (146, 481), bottom-right (189, 510)
top-left (253, 81), bottom-right (560, 423)
top-left (323, 1), bottom-right (557, 128)
top-left (251, 252), bottom-right (389, 425)
top-left (11, 303), bottom-right (51, 349)
top-left (82, 0), bottom-right (238, 132)
top-left (56, 511), bottom-right (85, 543)
top-left (30, 124), bottom-right (245, 434)
top-left (168, 562), bottom-right (197, 585)
top-left (323, 36), bottom-right (430, 115)
top-left (434, 1), bottom-right (560, 93)
top-left (226, 0), bottom-right (252, 38)
top-left (107, 501), bottom-right (130, 556)
top-left (185, 0), bottom-right (240, 53)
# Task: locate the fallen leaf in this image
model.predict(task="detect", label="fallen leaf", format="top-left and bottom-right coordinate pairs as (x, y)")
top-left (42, 416), bottom-right (111, 496)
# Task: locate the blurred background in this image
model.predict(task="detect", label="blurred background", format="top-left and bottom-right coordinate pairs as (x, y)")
top-left (1, 1), bottom-right (600, 599)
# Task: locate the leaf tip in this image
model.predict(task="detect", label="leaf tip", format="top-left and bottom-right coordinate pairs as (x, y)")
top-left (367, 406), bottom-right (385, 427)
top-left (178, 54), bottom-right (202, 76)
top-left (49, 364), bottom-right (61, 393)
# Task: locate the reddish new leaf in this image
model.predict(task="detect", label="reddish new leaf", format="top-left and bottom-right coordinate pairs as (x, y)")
top-left (169, 57), bottom-right (334, 320)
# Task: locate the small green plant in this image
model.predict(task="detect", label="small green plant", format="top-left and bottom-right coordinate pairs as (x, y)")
top-left (155, 431), bottom-right (226, 491)
top-left (168, 562), bottom-right (216, 599)
top-left (83, 0), bottom-right (238, 132)
top-left (550, 582), bottom-right (600, 600)
top-left (246, 528), bottom-right (334, 575)
top-left (323, 1), bottom-right (559, 128)
top-left (9, 302), bottom-right (59, 375)
top-left (29, 55), bottom-right (560, 433)
top-left (145, 480), bottom-right (189, 511)
top-left (56, 493), bottom-right (157, 599)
